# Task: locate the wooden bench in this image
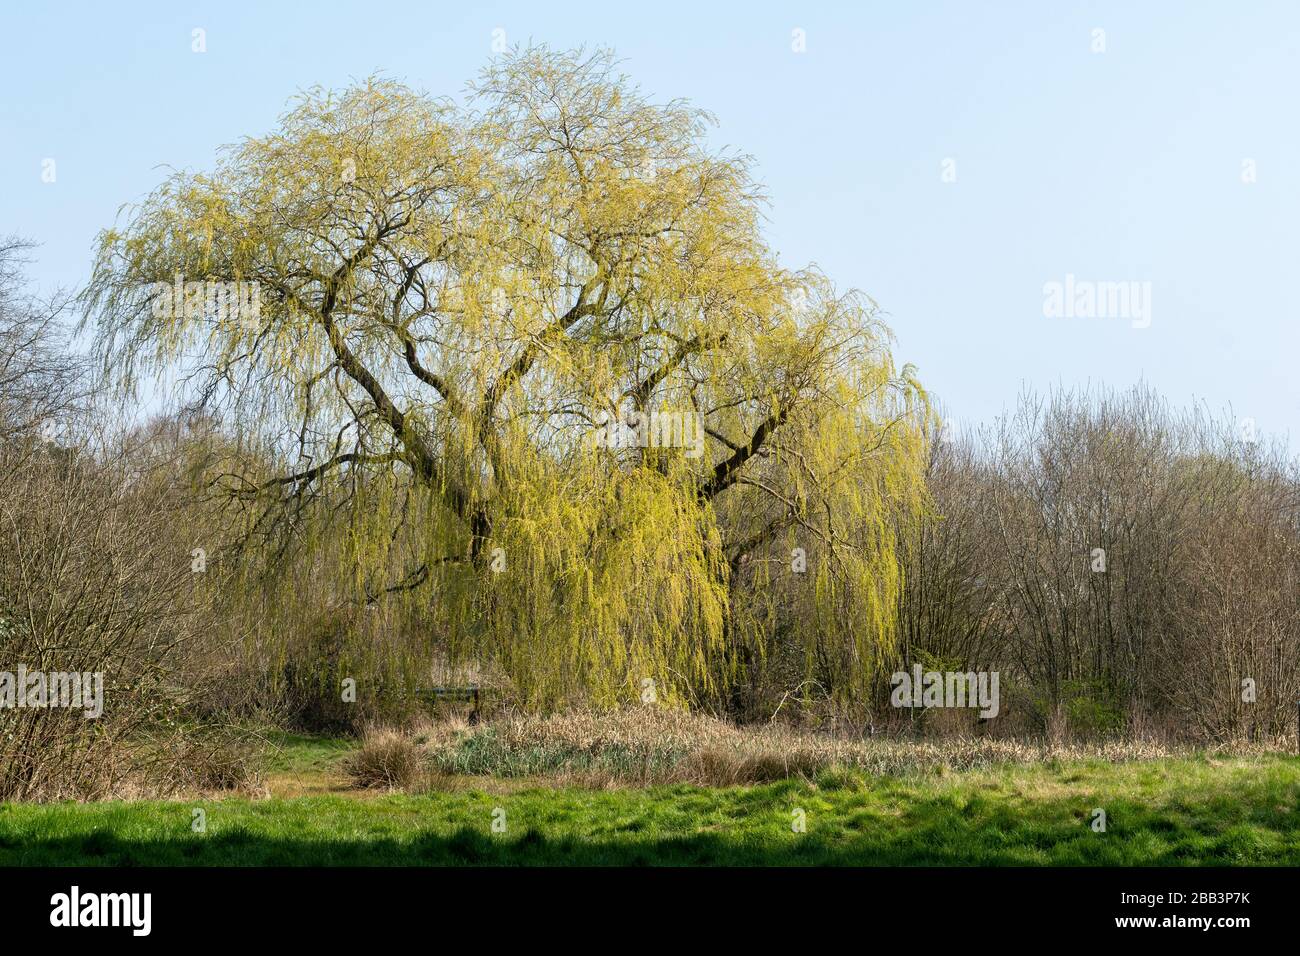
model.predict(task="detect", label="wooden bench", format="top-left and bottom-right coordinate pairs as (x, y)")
top-left (423, 686), bottom-right (482, 723)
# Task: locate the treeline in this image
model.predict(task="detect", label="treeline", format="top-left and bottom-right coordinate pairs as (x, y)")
top-left (3, 232), bottom-right (1298, 805)
top-left (90, 384), bottom-right (1300, 744)
top-left (892, 389), bottom-right (1299, 742)
top-left (0, 239), bottom-right (250, 799)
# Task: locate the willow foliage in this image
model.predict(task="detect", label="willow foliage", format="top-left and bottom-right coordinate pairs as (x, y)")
top-left (83, 47), bottom-right (931, 713)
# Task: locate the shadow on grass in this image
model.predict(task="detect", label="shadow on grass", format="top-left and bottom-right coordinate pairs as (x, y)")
top-left (5, 828), bottom-right (894, 866)
top-left (7, 820), bottom-right (1293, 866)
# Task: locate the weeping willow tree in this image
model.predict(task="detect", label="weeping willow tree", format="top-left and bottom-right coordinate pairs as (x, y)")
top-left (83, 47), bottom-right (931, 714)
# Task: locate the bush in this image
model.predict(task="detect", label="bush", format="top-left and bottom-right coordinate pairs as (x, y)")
top-left (343, 726), bottom-right (423, 789)
top-left (0, 240), bottom-right (258, 801)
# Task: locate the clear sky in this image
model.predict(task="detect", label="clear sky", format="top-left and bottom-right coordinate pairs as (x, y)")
top-left (2, 1), bottom-right (1296, 441)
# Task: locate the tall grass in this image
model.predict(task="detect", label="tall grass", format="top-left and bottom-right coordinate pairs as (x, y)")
top-left (346, 708), bottom-right (1285, 789)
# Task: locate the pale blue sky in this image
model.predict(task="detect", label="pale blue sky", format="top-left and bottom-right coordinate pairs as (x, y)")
top-left (2, 1), bottom-right (1296, 440)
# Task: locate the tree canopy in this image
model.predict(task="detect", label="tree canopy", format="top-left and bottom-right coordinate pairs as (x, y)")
top-left (84, 47), bottom-right (931, 712)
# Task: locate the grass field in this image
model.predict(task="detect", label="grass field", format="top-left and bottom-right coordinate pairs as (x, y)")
top-left (1, 734), bottom-right (1297, 866)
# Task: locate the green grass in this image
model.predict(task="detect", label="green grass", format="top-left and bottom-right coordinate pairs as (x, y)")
top-left (261, 730), bottom-right (354, 773)
top-left (1, 747), bottom-right (1298, 865)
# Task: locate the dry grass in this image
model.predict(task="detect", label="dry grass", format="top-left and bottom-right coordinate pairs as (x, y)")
top-left (342, 726), bottom-right (423, 790)
top-left (399, 707), bottom-right (1290, 789)
top-left (338, 707), bottom-right (1297, 792)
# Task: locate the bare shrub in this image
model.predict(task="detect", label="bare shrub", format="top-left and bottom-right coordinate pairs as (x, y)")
top-left (0, 243), bottom-right (256, 800)
top-left (895, 385), bottom-right (1299, 742)
top-left (343, 726), bottom-right (423, 789)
